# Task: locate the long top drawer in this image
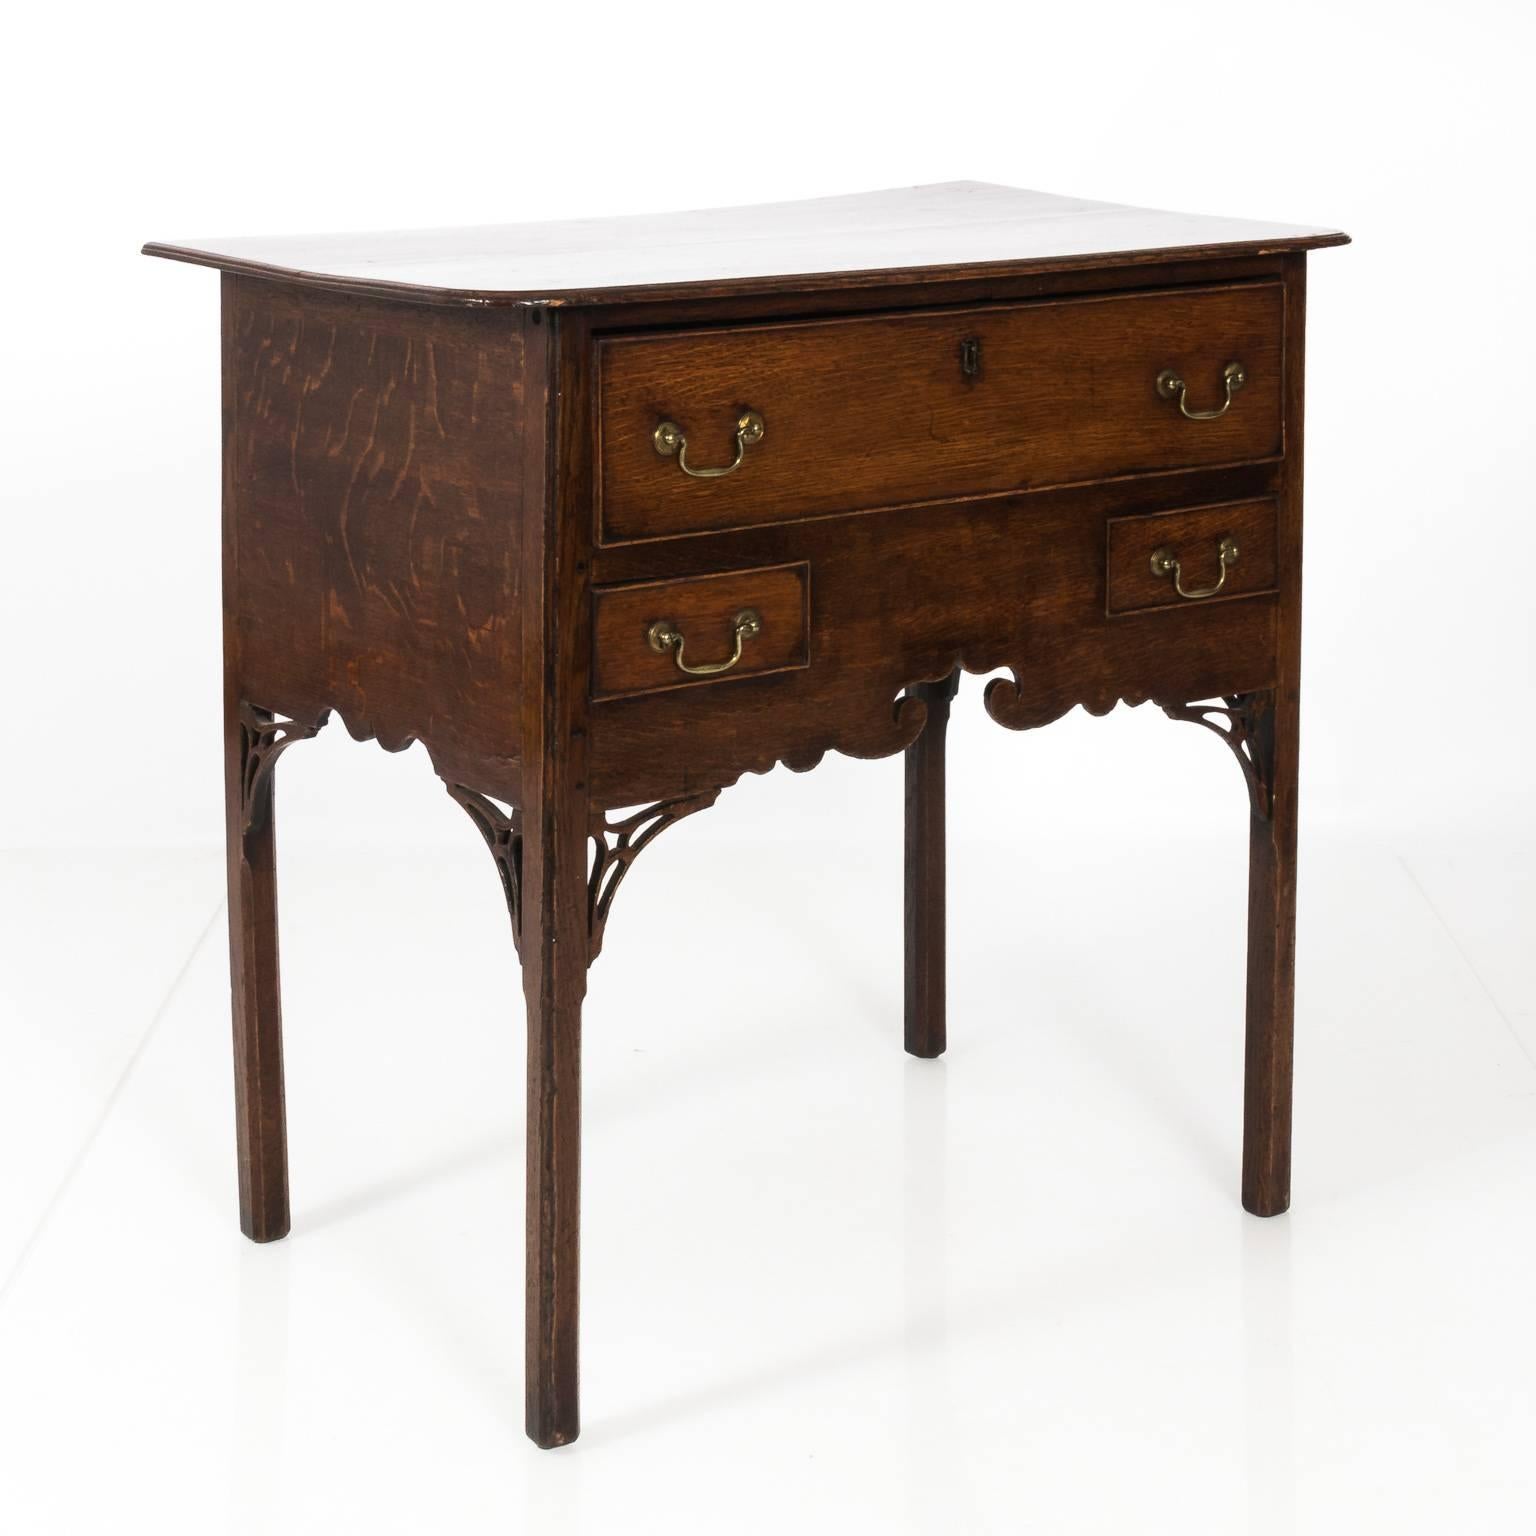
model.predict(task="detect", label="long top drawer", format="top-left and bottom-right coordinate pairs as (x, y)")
top-left (596, 282), bottom-right (1284, 543)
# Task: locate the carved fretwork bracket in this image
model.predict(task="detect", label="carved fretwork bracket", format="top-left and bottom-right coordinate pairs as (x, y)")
top-left (588, 789), bottom-right (722, 963)
top-left (447, 784), bottom-right (724, 965)
top-left (446, 785), bottom-right (525, 956)
top-left (1158, 692), bottom-right (1276, 820)
top-left (239, 704), bottom-right (328, 836)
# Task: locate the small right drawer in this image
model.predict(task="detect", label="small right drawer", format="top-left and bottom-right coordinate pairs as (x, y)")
top-left (1106, 498), bottom-right (1278, 616)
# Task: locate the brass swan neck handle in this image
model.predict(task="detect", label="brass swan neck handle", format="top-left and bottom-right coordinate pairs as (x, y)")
top-left (1156, 361), bottom-right (1246, 421)
top-left (647, 609), bottom-right (763, 676)
top-left (653, 410), bottom-right (765, 479)
top-left (1149, 536), bottom-right (1239, 601)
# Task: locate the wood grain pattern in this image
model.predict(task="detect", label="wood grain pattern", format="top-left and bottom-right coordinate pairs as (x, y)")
top-left (153, 200), bottom-right (1342, 1450)
top-left (597, 284), bottom-right (1284, 541)
top-left (222, 699), bottom-right (324, 1243)
top-left (585, 476), bottom-right (1281, 808)
top-left (1106, 498), bottom-right (1278, 616)
top-left (591, 563), bottom-right (810, 699)
top-left (223, 276), bottom-right (527, 803)
top-left (144, 181), bottom-right (1346, 305)
top-left (516, 309), bottom-right (588, 1449)
top-left (1242, 254), bottom-right (1308, 1218)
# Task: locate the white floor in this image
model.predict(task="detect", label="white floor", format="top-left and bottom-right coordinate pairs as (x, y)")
top-left (2, 805), bottom-right (1534, 1533)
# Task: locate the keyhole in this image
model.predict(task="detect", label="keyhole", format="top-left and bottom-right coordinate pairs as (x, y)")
top-left (960, 337), bottom-right (981, 378)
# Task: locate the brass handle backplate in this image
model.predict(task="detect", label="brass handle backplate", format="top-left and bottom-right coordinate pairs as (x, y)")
top-left (1150, 536), bottom-right (1239, 600)
top-left (652, 410), bottom-right (765, 479)
top-left (1156, 361), bottom-right (1246, 420)
top-left (647, 608), bottom-right (762, 676)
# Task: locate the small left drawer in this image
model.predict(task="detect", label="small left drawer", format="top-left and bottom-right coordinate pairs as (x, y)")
top-left (591, 562), bottom-right (810, 701)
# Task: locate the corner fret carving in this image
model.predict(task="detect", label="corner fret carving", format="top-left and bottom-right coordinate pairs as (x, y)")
top-left (445, 785), bottom-right (525, 956)
top-left (239, 704), bottom-right (328, 836)
top-left (588, 789), bottom-right (722, 963)
top-left (446, 785), bottom-right (722, 964)
top-left (1158, 692), bottom-right (1275, 820)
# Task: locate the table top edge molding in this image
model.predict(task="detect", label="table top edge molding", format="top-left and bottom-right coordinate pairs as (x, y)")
top-left (141, 181), bottom-right (1349, 307)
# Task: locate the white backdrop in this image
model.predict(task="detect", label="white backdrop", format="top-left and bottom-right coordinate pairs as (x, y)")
top-left (5, 5), bottom-right (1536, 1530)
top-left (3, 0), bottom-right (1532, 857)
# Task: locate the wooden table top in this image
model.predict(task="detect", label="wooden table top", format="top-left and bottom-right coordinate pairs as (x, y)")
top-left (142, 181), bottom-right (1348, 307)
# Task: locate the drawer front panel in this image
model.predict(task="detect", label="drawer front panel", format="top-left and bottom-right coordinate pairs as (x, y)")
top-left (1106, 498), bottom-right (1278, 616)
top-left (597, 283), bottom-right (1283, 543)
top-left (592, 562), bottom-right (810, 701)
top-left (589, 485), bottom-right (1281, 807)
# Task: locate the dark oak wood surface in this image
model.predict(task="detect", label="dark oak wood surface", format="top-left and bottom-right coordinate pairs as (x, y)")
top-left (1106, 497), bottom-right (1278, 616)
top-left (598, 283), bottom-right (1284, 542)
top-left (224, 277), bottom-right (530, 802)
top-left (905, 672), bottom-right (960, 1060)
top-left (591, 562), bottom-right (810, 700)
top-left (586, 476), bottom-right (1281, 808)
top-left (515, 310), bottom-right (586, 1447)
top-left (146, 190), bottom-right (1343, 1448)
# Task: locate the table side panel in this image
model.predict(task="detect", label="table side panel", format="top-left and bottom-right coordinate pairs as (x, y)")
top-left (223, 278), bottom-right (530, 799)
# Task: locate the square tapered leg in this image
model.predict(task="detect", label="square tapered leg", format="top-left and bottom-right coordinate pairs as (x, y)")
top-left (904, 672), bottom-right (960, 1059)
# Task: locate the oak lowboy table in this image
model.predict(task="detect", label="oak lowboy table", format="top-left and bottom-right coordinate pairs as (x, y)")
top-left (144, 183), bottom-right (1347, 1447)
